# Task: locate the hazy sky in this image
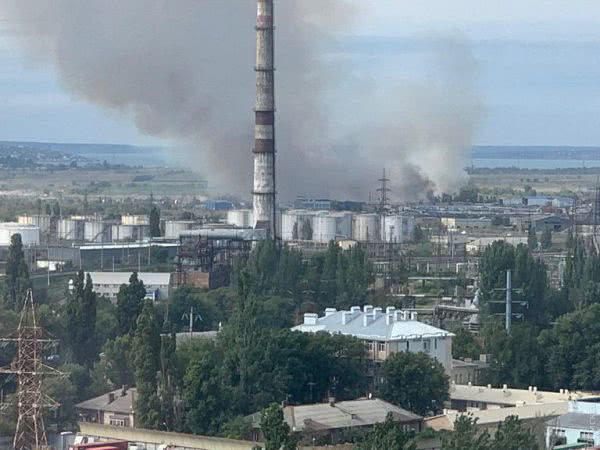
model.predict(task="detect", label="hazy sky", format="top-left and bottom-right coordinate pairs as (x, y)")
top-left (1, 0), bottom-right (600, 146)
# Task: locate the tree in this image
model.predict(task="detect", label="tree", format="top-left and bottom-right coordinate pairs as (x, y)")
top-left (157, 328), bottom-right (181, 431)
top-left (133, 299), bottom-right (161, 429)
top-left (102, 334), bottom-right (135, 387)
top-left (412, 225), bottom-right (424, 242)
top-left (452, 328), bottom-right (482, 360)
top-left (45, 202), bottom-right (52, 216)
top-left (381, 352), bottom-right (449, 416)
top-left (259, 403), bottom-right (297, 450)
top-left (492, 415), bottom-right (538, 450)
top-left (442, 415), bottom-right (490, 450)
top-left (66, 271), bottom-right (98, 368)
top-left (4, 233), bottom-right (31, 309)
top-left (527, 226), bottom-right (537, 251)
top-left (52, 201), bottom-right (61, 218)
top-left (540, 226), bottom-right (552, 250)
top-left (150, 205), bottom-right (161, 237)
top-left (355, 412), bottom-right (416, 450)
top-left (300, 219), bottom-right (312, 241)
top-left (116, 272), bottom-right (147, 334)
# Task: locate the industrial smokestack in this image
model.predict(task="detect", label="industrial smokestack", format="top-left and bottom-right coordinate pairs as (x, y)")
top-left (253, 0), bottom-right (276, 239)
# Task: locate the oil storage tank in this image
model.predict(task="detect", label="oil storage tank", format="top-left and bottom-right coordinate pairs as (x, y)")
top-left (227, 209), bottom-right (254, 228)
top-left (281, 210), bottom-right (315, 241)
top-left (353, 214), bottom-right (380, 242)
top-left (58, 217), bottom-right (86, 241)
top-left (0, 223), bottom-right (40, 246)
top-left (164, 220), bottom-right (195, 239)
top-left (17, 214), bottom-right (51, 234)
top-left (313, 213), bottom-right (337, 243)
top-left (84, 220), bottom-right (112, 243)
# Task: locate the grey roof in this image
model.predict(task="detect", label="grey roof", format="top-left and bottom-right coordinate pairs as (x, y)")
top-left (251, 399), bottom-right (421, 433)
top-left (76, 388), bottom-right (136, 414)
top-left (292, 308), bottom-right (453, 342)
top-left (452, 359), bottom-right (478, 369)
top-left (547, 412), bottom-right (600, 430)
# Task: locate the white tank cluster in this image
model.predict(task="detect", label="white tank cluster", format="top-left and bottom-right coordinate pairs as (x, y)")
top-left (0, 223), bottom-right (40, 246)
top-left (121, 214), bottom-right (149, 226)
top-left (58, 216), bottom-right (88, 241)
top-left (17, 214), bottom-right (51, 234)
top-left (111, 224), bottom-right (149, 242)
top-left (57, 215), bottom-right (149, 243)
top-left (226, 209), bottom-right (254, 228)
top-left (278, 210), bottom-right (414, 243)
top-left (164, 220), bottom-right (196, 239)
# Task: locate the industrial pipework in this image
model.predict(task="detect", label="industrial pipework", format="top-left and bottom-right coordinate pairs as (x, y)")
top-left (252, 0), bottom-right (277, 239)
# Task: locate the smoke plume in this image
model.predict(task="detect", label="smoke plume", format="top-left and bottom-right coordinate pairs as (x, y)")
top-left (1, 1), bottom-right (481, 201)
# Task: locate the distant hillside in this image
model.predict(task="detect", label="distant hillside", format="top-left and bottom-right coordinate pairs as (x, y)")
top-left (471, 146), bottom-right (600, 160)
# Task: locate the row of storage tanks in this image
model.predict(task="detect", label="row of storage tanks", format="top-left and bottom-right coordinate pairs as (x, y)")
top-left (226, 209), bottom-right (415, 243)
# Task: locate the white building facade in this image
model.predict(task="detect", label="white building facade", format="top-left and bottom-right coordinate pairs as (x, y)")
top-left (293, 305), bottom-right (454, 374)
top-left (546, 401), bottom-right (600, 448)
top-left (83, 272), bottom-right (172, 302)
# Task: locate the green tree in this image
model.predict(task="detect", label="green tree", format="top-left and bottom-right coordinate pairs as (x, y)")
top-left (413, 225), bottom-right (424, 242)
top-left (150, 205), bottom-right (161, 237)
top-left (158, 329), bottom-right (181, 431)
top-left (355, 412), bottom-right (416, 450)
top-left (116, 272), bottom-right (146, 334)
top-left (540, 226), bottom-right (552, 250)
top-left (52, 201), bottom-right (61, 217)
top-left (381, 352), bottom-right (449, 416)
top-left (102, 334), bottom-right (135, 387)
top-left (45, 202), bottom-right (52, 216)
top-left (133, 299), bottom-right (161, 429)
top-left (442, 415), bottom-right (490, 450)
top-left (4, 233), bottom-right (31, 309)
top-left (492, 415), bottom-right (538, 450)
top-left (452, 328), bottom-right (482, 360)
top-left (300, 219), bottom-right (313, 241)
top-left (527, 226), bottom-right (538, 251)
top-left (66, 271), bottom-right (98, 368)
top-left (259, 403), bottom-right (297, 450)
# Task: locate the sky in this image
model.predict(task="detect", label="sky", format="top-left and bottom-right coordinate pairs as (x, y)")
top-left (1, 0), bottom-right (600, 147)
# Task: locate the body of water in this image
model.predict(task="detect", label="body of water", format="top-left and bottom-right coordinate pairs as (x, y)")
top-left (470, 158), bottom-right (600, 169)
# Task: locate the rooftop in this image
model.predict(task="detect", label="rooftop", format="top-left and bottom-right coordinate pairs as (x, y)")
top-left (86, 271), bottom-right (172, 286)
top-left (250, 398), bottom-right (421, 433)
top-left (450, 384), bottom-right (595, 407)
top-left (76, 388), bottom-right (136, 415)
top-left (292, 306), bottom-right (453, 342)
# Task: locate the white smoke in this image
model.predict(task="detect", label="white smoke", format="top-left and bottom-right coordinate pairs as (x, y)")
top-left (0, 1), bottom-right (481, 201)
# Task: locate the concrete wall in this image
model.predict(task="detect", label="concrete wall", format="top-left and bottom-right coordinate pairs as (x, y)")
top-left (78, 423), bottom-right (261, 450)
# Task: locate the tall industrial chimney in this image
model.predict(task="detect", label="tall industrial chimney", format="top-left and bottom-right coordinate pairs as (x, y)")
top-left (253, 0), bottom-right (276, 239)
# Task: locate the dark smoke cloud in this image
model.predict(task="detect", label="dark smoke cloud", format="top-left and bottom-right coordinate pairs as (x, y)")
top-left (1, 1), bottom-right (481, 201)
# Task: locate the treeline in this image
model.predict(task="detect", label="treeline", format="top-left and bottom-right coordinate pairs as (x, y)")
top-left (455, 235), bottom-right (600, 392)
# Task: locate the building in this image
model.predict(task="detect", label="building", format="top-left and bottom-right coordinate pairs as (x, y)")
top-left (451, 357), bottom-right (489, 385)
top-left (546, 401), bottom-right (600, 448)
top-left (76, 387), bottom-right (136, 427)
top-left (84, 272), bottom-right (173, 301)
top-left (448, 383), bottom-right (594, 412)
top-left (293, 198), bottom-right (333, 210)
top-left (248, 398), bottom-right (421, 445)
top-left (441, 217), bottom-right (492, 231)
top-left (465, 236), bottom-right (528, 255)
top-left (292, 306), bottom-right (454, 373)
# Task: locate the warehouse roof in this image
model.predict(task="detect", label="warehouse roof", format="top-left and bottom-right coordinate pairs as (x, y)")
top-left (292, 306), bottom-right (453, 341)
top-left (87, 272), bottom-right (172, 286)
top-left (450, 384), bottom-right (594, 406)
top-left (250, 398), bottom-right (421, 432)
top-left (76, 388), bottom-right (136, 415)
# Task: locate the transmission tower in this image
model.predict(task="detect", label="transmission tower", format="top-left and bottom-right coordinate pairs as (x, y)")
top-left (377, 168), bottom-right (390, 214)
top-left (0, 289), bottom-right (60, 450)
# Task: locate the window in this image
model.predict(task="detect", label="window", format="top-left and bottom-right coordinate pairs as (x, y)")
top-left (434, 338), bottom-right (438, 350)
top-left (579, 431), bottom-right (594, 444)
top-left (406, 341), bottom-right (409, 351)
top-left (365, 342), bottom-right (374, 351)
top-left (423, 339), bottom-right (430, 352)
top-left (377, 342), bottom-right (385, 352)
top-left (109, 418), bottom-right (127, 427)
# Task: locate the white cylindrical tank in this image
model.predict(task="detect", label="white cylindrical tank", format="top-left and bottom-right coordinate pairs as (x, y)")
top-left (112, 224), bottom-right (149, 242)
top-left (17, 215), bottom-right (51, 233)
top-left (84, 221), bottom-right (111, 243)
top-left (164, 220), bottom-right (195, 239)
top-left (381, 215), bottom-right (403, 243)
top-left (121, 214), bottom-right (149, 226)
top-left (353, 214), bottom-right (380, 242)
top-left (58, 218), bottom-right (85, 241)
top-left (281, 210), bottom-right (315, 241)
top-left (313, 213), bottom-right (337, 243)
top-left (227, 209), bottom-right (254, 228)
top-left (0, 223), bottom-right (40, 246)
top-left (334, 212), bottom-right (353, 240)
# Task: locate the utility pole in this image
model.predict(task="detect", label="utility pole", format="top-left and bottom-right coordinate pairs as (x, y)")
top-left (505, 270), bottom-right (512, 334)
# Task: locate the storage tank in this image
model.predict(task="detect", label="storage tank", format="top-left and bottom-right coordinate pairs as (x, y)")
top-left (313, 213), bottom-right (337, 243)
top-left (84, 221), bottom-right (112, 243)
top-left (111, 224), bottom-right (150, 242)
top-left (58, 218), bottom-right (85, 241)
top-left (281, 210), bottom-right (315, 241)
top-left (0, 223), bottom-right (40, 246)
top-left (17, 214), bottom-right (51, 233)
top-left (353, 214), bottom-right (380, 242)
top-left (226, 209), bottom-right (254, 228)
top-left (121, 214), bottom-right (149, 225)
top-left (381, 215), bottom-right (403, 243)
top-left (334, 212), bottom-right (353, 240)
top-left (164, 220), bottom-right (195, 239)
